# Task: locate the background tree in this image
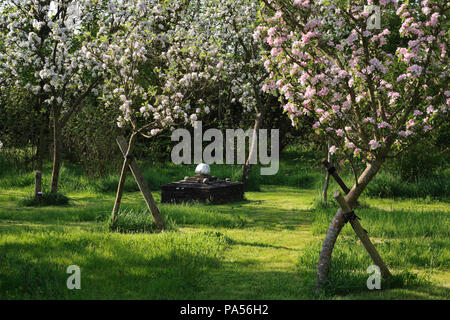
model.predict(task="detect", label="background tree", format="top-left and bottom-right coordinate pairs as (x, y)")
top-left (165, 0), bottom-right (308, 183)
top-left (0, 0), bottom-right (103, 193)
top-left (86, 0), bottom-right (220, 228)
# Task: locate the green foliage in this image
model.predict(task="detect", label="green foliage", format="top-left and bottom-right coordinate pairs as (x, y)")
top-left (0, 87), bottom-right (48, 170)
top-left (64, 97), bottom-right (122, 177)
top-left (389, 121), bottom-right (450, 182)
top-left (0, 150), bottom-right (320, 194)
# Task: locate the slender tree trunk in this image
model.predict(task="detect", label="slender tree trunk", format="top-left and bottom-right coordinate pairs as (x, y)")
top-left (50, 109), bottom-right (62, 193)
top-left (323, 140), bottom-right (331, 203)
top-left (111, 134), bottom-right (137, 227)
top-left (316, 158), bottom-right (385, 290)
top-left (36, 110), bottom-right (49, 173)
top-left (35, 171), bottom-right (42, 202)
top-left (242, 111), bottom-right (262, 185)
top-left (36, 132), bottom-right (44, 172)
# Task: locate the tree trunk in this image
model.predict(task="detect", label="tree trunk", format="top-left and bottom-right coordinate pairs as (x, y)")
top-left (323, 140), bottom-right (331, 203)
top-left (35, 171), bottom-right (42, 202)
top-left (36, 128), bottom-right (45, 172)
top-left (316, 158), bottom-right (384, 290)
top-left (111, 134), bottom-right (137, 228)
top-left (50, 110), bottom-right (62, 194)
top-left (242, 112), bottom-right (262, 185)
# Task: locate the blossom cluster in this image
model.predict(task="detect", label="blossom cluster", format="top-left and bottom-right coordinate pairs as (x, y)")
top-left (257, 0), bottom-right (448, 160)
top-left (0, 1), bottom-right (103, 114)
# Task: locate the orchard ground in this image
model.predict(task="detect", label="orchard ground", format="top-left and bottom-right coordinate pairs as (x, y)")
top-left (0, 151), bottom-right (449, 299)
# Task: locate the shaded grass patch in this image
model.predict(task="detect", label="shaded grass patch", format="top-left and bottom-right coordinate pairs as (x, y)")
top-left (0, 228), bottom-right (229, 299)
top-left (18, 192), bottom-right (70, 207)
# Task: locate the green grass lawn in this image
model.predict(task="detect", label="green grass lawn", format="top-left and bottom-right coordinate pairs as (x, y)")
top-left (0, 183), bottom-right (449, 299)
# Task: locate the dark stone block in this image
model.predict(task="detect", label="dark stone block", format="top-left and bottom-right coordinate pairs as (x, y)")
top-left (161, 176), bottom-right (244, 204)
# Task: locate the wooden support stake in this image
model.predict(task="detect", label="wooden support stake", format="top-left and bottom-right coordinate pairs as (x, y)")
top-left (116, 135), bottom-right (166, 230)
top-left (322, 159), bottom-right (350, 194)
top-left (35, 171), bottom-right (42, 202)
top-left (111, 134), bottom-right (136, 227)
top-left (333, 190), bottom-right (392, 279)
top-left (323, 141), bottom-right (331, 203)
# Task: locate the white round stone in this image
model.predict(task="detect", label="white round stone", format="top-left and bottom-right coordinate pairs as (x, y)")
top-left (195, 163), bottom-right (210, 175)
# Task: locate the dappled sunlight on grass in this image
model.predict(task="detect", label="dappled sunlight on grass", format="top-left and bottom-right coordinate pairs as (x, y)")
top-left (364, 197), bottom-right (450, 212)
top-left (0, 180), bottom-right (449, 299)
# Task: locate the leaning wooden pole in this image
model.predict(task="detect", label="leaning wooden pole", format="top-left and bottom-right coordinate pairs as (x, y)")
top-left (322, 141), bottom-right (332, 203)
top-left (333, 190), bottom-right (392, 279)
top-left (316, 159), bottom-right (387, 289)
top-left (322, 159), bottom-right (350, 194)
top-left (111, 134), bottom-right (136, 228)
top-left (116, 135), bottom-right (166, 230)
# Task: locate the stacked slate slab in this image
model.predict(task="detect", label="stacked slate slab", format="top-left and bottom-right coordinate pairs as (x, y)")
top-left (161, 175), bottom-right (244, 204)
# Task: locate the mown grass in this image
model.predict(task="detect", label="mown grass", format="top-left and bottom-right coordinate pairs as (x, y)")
top-left (0, 227), bottom-right (230, 299)
top-left (0, 184), bottom-right (449, 299)
top-left (0, 147), bottom-right (449, 300)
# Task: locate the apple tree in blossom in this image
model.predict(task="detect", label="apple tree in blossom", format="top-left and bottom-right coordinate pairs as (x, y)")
top-left (85, 0), bottom-right (223, 229)
top-left (257, 0), bottom-right (448, 287)
top-left (0, 0), bottom-right (103, 193)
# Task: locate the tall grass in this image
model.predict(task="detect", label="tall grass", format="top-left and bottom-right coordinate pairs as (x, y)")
top-left (298, 238), bottom-right (429, 296)
top-left (311, 205), bottom-right (450, 239)
top-left (298, 199), bottom-right (450, 295)
top-left (110, 204), bottom-right (247, 233)
top-left (365, 170), bottom-right (450, 199)
top-left (0, 229), bottom-right (230, 299)
top-left (1, 149), bottom-right (448, 199)
top-left (0, 158), bottom-right (320, 194)
top-left (18, 192), bottom-right (70, 207)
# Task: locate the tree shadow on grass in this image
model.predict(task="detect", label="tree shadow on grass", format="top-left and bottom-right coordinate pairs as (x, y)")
top-left (199, 200), bottom-right (315, 231)
top-left (195, 263), bottom-right (450, 300)
top-left (228, 239), bottom-right (299, 251)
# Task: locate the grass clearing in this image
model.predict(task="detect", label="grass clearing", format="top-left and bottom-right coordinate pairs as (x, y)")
top-left (0, 183), bottom-right (448, 299)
